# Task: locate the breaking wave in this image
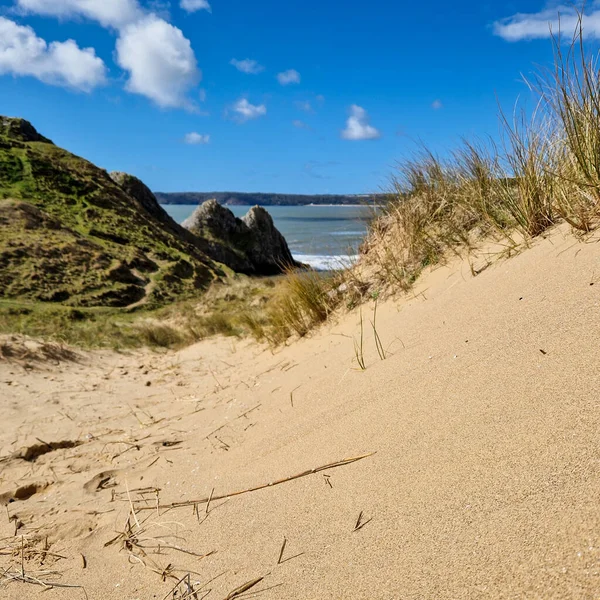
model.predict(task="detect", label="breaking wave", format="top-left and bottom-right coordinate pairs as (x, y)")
top-left (293, 254), bottom-right (359, 271)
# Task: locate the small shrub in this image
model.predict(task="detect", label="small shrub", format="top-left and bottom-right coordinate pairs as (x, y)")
top-left (193, 313), bottom-right (239, 339)
top-left (245, 269), bottom-right (339, 344)
top-left (135, 322), bottom-right (185, 348)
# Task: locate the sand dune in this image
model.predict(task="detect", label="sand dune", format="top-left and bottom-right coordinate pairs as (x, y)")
top-left (1, 223), bottom-right (599, 599)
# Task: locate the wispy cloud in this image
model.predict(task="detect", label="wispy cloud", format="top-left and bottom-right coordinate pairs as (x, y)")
top-left (230, 58), bottom-right (264, 74)
top-left (431, 99), bottom-right (443, 110)
top-left (180, 0), bottom-right (211, 13)
top-left (230, 97), bottom-right (267, 123)
top-left (293, 119), bottom-right (310, 129)
top-left (295, 100), bottom-right (312, 112)
top-left (184, 132), bottom-right (210, 144)
top-left (277, 69), bottom-right (300, 85)
top-left (493, 4), bottom-right (600, 41)
top-left (15, 0), bottom-right (142, 29)
top-left (0, 16), bottom-right (107, 91)
top-left (341, 105), bottom-right (381, 140)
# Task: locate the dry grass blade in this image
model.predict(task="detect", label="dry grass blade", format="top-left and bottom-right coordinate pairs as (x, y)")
top-left (370, 299), bottom-right (386, 361)
top-left (135, 452), bottom-right (376, 512)
top-left (126, 480), bottom-right (141, 529)
top-left (353, 309), bottom-right (366, 370)
top-left (223, 576), bottom-right (265, 600)
top-left (276, 537), bottom-right (304, 565)
top-left (161, 572), bottom-right (204, 600)
top-left (161, 573), bottom-right (190, 600)
top-left (289, 385), bottom-right (301, 408)
top-left (277, 537), bottom-right (287, 565)
top-left (1, 568), bottom-right (89, 599)
top-left (353, 511), bottom-right (373, 532)
top-left (206, 487), bottom-right (215, 515)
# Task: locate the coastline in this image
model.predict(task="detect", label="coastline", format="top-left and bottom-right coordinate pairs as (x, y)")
top-left (158, 203), bottom-right (374, 207)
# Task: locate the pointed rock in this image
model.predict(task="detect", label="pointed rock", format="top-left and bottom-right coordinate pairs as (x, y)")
top-left (183, 200), bottom-right (301, 275)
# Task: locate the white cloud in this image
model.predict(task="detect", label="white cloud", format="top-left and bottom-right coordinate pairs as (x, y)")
top-left (116, 14), bottom-right (200, 108)
top-left (432, 99), bottom-right (443, 110)
top-left (341, 104), bottom-right (381, 141)
top-left (230, 97), bottom-right (266, 122)
top-left (16, 0), bottom-right (142, 29)
top-left (230, 58), bottom-right (264, 74)
top-left (0, 16), bottom-right (106, 91)
top-left (184, 132), bottom-right (210, 144)
top-left (277, 69), bottom-right (300, 85)
top-left (14, 0), bottom-right (203, 110)
top-left (293, 119), bottom-right (309, 129)
top-left (180, 0), bottom-right (211, 13)
top-left (493, 5), bottom-right (600, 41)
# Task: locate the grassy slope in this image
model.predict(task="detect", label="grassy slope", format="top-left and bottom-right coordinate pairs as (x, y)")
top-left (0, 118), bottom-right (222, 309)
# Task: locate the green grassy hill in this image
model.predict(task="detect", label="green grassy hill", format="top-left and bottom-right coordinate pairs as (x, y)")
top-left (0, 117), bottom-right (223, 308)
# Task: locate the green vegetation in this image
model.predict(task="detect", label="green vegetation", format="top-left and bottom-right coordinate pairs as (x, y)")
top-left (0, 276), bottom-right (279, 350)
top-left (237, 269), bottom-right (340, 346)
top-left (0, 118), bottom-right (341, 351)
top-left (0, 117), bottom-right (221, 309)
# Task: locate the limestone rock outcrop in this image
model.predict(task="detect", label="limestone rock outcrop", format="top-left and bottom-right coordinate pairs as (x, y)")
top-left (183, 200), bottom-right (301, 275)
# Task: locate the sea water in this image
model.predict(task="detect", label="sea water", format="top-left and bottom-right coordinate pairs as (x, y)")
top-left (163, 204), bottom-right (374, 271)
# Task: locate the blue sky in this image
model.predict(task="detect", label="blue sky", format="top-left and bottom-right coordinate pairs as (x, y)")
top-left (0, 1), bottom-right (594, 194)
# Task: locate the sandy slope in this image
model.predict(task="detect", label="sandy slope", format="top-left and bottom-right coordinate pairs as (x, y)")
top-left (1, 224), bottom-right (599, 599)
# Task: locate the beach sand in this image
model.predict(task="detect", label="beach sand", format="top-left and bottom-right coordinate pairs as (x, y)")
top-left (1, 223), bottom-right (599, 599)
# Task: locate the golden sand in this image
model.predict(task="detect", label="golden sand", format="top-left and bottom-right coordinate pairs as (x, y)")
top-left (1, 224), bottom-right (599, 599)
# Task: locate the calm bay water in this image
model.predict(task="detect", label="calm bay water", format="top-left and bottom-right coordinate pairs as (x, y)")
top-left (163, 204), bottom-right (373, 270)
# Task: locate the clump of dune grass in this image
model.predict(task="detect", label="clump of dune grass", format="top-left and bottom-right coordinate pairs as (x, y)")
top-left (241, 268), bottom-right (340, 345)
top-left (357, 11), bottom-right (600, 298)
top-left (452, 140), bottom-right (512, 235)
top-left (267, 268), bottom-right (339, 340)
top-left (497, 107), bottom-right (558, 237)
top-left (528, 15), bottom-right (600, 232)
top-left (135, 321), bottom-right (186, 348)
top-left (359, 147), bottom-right (490, 291)
top-left (0, 334), bottom-right (79, 364)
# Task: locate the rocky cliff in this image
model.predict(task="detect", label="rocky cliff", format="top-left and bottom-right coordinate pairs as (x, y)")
top-left (111, 174), bottom-right (299, 276)
top-left (183, 200), bottom-right (301, 275)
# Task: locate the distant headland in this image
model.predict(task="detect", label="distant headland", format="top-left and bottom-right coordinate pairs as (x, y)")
top-left (155, 191), bottom-right (383, 206)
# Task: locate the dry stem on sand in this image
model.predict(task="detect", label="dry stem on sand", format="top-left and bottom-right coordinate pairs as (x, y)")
top-left (134, 452), bottom-right (376, 513)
